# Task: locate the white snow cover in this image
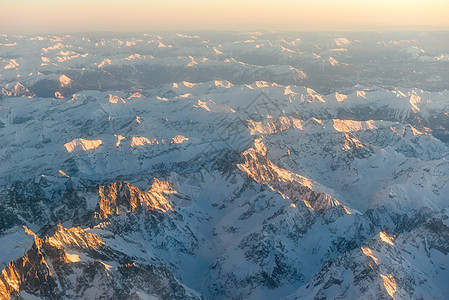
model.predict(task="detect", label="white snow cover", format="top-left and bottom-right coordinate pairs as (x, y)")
top-left (64, 138), bottom-right (103, 152)
top-left (1, 31), bottom-right (449, 300)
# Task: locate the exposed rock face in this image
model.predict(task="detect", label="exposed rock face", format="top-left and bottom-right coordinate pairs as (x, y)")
top-left (0, 236), bottom-right (58, 300)
top-left (0, 225), bottom-right (200, 300)
top-left (288, 219), bottom-right (449, 300)
top-left (0, 83), bottom-right (35, 98)
top-left (238, 141), bottom-right (350, 216)
top-left (95, 180), bottom-right (173, 220)
top-left (2, 31), bottom-right (449, 299)
top-left (46, 224), bottom-right (105, 250)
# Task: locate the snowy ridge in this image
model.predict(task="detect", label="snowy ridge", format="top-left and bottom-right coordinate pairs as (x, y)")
top-left (1, 31), bottom-right (449, 299)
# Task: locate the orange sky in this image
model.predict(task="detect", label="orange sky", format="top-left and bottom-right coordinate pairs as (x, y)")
top-left (1, 0), bottom-right (448, 33)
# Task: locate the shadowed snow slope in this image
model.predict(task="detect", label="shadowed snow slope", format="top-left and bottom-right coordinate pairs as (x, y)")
top-left (1, 31), bottom-right (449, 300)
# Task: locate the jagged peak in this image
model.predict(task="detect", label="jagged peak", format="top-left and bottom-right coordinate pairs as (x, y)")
top-left (335, 37), bottom-right (351, 46)
top-left (47, 223), bottom-right (104, 250)
top-left (388, 123), bottom-right (428, 137)
top-left (0, 224), bottom-right (109, 299)
top-left (194, 99), bottom-right (235, 113)
top-left (335, 91), bottom-right (348, 102)
top-left (170, 135), bottom-right (189, 144)
top-left (247, 116), bottom-right (302, 135)
top-left (59, 74), bottom-right (72, 86)
top-left (64, 138), bottom-right (103, 152)
top-left (357, 90), bottom-right (367, 98)
top-left (214, 80), bottom-right (233, 88)
top-left (1, 82), bottom-right (35, 97)
top-left (252, 138), bottom-right (267, 156)
top-left (380, 274), bottom-right (397, 299)
top-left (0, 235), bottom-right (52, 299)
top-left (127, 92), bottom-right (143, 99)
top-left (342, 132), bottom-right (365, 150)
top-left (95, 180), bottom-right (173, 220)
top-left (23, 226), bottom-right (38, 239)
top-left (129, 135), bottom-right (190, 147)
top-left (108, 94), bottom-right (125, 103)
top-left (130, 136), bottom-right (158, 147)
top-left (379, 232), bottom-right (395, 246)
top-left (331, 119), bottom-right (378, 132)
top-left (249, 117), bottom-right (424, 141)
top-left (239, 142), bottom-right (350, 215)
top-left (300, 88), bottom-right (325, 103)
top-left (149, 178), bottom-right (177, 195)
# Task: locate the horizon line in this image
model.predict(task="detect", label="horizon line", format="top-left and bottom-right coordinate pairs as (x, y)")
top-left (3, 26), bottom-right (449, 36)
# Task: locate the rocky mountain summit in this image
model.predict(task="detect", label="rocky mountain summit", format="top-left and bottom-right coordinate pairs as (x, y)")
top-left (1, 31), bottom-right (449, 299)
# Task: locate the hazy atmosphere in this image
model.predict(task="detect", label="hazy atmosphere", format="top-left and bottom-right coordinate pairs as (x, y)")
top-left (2, 0), bottom-right (449, 33)
top-left (1, 1), bottom-right (449, 300)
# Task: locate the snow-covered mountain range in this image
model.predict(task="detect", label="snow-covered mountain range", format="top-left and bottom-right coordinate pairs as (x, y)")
top-left (1, 31), bottom-right (449, 299)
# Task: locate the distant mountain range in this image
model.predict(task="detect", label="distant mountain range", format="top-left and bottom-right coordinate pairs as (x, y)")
top-left (1, 31), bottom-right (449, 300)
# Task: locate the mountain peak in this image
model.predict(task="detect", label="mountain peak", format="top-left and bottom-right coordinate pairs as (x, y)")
top-left (95, 181), bottom-right (173, 220)
top-left (59, 74), bottom-right (72, 86)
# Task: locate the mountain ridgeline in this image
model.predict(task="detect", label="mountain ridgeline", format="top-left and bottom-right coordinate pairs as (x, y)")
top-left (1, 31), bottom-right (449, 299)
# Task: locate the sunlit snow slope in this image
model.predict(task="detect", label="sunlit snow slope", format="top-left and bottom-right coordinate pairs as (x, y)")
top-left (1, 31), bottom-right (449, 300)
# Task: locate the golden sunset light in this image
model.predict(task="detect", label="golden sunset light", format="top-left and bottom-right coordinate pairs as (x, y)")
top-left (1, 1), bottom-right (449, 299)
top-left (1, 0), bottom-right (448, 33)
